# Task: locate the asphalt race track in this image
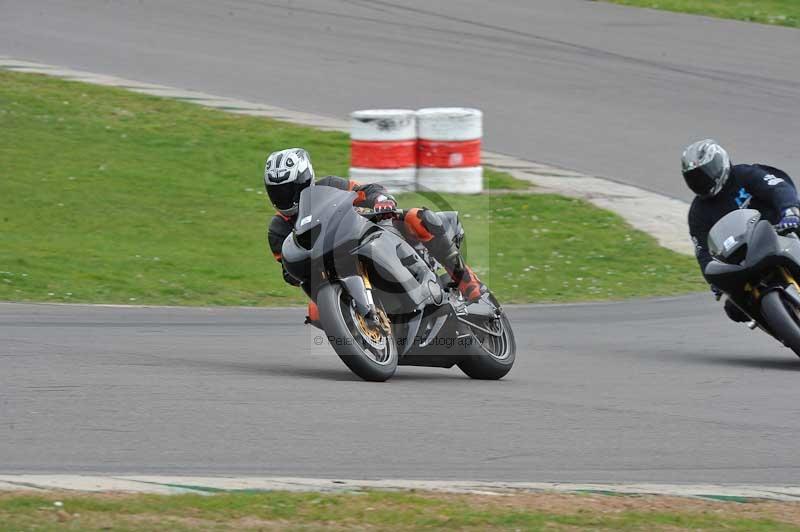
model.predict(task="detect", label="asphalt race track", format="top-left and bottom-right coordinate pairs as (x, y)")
top-left (3, 1), bottom-right (800, 485)
top-left (2, 0), bottom-right (800, 200)
top-left (3, 299), bottom-right (800, 484)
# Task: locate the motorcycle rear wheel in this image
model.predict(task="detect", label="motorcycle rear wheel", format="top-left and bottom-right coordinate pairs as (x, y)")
top-left (457, 309), bottom-right (516, 380)
top-left (761, 290), bottom-right (800, 358)
top-left (317, 282), bottom-right (398, 382)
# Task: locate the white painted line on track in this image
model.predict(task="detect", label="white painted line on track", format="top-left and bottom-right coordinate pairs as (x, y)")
top-left (0, 56), bottom-right (692, 255)
top-left (0, 475), bottom-right (799, 501)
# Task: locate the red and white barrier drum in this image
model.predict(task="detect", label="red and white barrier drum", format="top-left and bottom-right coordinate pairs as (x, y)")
top-left (350, 109), bottom-right (417, 192)
top-left (416, 107), bottom-right (483, 194)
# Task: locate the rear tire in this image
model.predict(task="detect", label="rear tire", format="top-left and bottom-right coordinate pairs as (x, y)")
top-left (457, 312), bottom-right (516, 380)
top-left (317, 282), bottom-right (398, 381)
top-left (761, 290), bottom-right (800, 358)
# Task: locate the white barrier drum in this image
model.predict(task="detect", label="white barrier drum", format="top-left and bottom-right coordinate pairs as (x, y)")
top-left (416, 107), bottom-right (483, 193)
top-left (350, 109), bottom-right (417, 193)
top-left (417, 167), bottom-right (483, 194)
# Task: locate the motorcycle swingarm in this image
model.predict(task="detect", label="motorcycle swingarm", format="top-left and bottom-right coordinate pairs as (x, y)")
top-left (456, 315), bottom-right (503, 337)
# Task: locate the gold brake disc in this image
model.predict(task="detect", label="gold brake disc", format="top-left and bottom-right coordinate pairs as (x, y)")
top-left (376, 308), bottom-right (391, 333)
top-left (353, 308), bottom-right (391, 346)
top-left (355, 312), bottom-right (383, 344)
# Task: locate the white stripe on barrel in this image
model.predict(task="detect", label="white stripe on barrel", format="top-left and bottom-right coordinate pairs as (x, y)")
top-left (350, 109), bottom-right (417, 193)
top-left (417, 167), bottom-right (483, 195)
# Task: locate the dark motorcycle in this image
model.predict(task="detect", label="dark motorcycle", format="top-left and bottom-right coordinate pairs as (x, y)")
top-left (705, 208), bottom-right (800, 357)
top-left (281, 186), bottom-right (516, 381)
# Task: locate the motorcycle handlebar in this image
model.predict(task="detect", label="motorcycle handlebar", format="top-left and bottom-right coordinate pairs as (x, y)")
top-left (359, 208), bottom-right (406, 221)
top-left (774, 224), bottom-right (799, 237)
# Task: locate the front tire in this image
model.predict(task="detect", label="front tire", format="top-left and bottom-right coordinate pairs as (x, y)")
top-left (317, 282), bottom-right (398, 381)
top-left (761, 290), bottom-right (800, 357)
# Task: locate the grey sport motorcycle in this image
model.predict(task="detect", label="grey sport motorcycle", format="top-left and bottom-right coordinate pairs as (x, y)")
top-left (705, 208), bottom-right (800, 357)
top-left (281, 186), bottom-right (516, 381)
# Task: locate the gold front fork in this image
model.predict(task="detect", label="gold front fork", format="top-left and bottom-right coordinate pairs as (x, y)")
top-left (746, 269), bottom-right (799, 301)
top-left (357, 261), bottom-right (391, 333)
top-left (781, 267), bottom-right (800, 292)
top-left (358, 262), bottom-right (372, 290)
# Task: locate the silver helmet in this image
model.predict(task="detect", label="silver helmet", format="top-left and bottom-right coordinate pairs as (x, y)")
top-left (681, 139), bottom-right (731, 198)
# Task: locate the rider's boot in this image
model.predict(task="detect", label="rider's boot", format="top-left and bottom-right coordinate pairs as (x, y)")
top-left (305, 301), bottom-right (322, 329)
top-left (448, 256), bottom-right (486, 303)
top-left (404, 208), bottom-right (486, 302)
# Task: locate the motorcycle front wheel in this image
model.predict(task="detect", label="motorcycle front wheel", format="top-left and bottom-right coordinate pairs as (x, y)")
top-left (317, 282), bottom-right (398, 382)
top-left (761, 290), bottom-right (800, 358)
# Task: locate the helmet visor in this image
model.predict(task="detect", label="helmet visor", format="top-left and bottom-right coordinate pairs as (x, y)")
top-left (267, 182), bottom-right (299, 211)
top-left (683, 167), bottom-right (717, 196)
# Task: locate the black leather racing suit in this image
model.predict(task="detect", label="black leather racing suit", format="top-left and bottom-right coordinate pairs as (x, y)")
top-left (688, 164), bottom-right (799, 321)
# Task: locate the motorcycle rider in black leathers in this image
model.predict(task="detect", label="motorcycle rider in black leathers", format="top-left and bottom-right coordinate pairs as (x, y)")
top-left (264, 148), bottom-right (486, 323)
top-left (683, 139), bottom-right (800, 322)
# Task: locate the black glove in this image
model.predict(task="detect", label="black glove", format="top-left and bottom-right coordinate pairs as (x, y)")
top-left (777, 207), bottom-right (800, 233)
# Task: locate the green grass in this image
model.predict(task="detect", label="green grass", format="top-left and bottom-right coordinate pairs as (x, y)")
top-left (603, 0), bottom-right (800, 28)
top-left (0, 70), bottom-right (702, 306)
top-left (1, 490), bottom-right (798, 531)
top-left (484, 166), bottom-right (532, 190)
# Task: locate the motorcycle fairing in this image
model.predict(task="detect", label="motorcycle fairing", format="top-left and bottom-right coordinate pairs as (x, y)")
top-left (706, 220), bottom-right (800, 291)
top-left (282, 186), bottom-right (438, 311)
top-left (351, 230), bottom-right (439, 314)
